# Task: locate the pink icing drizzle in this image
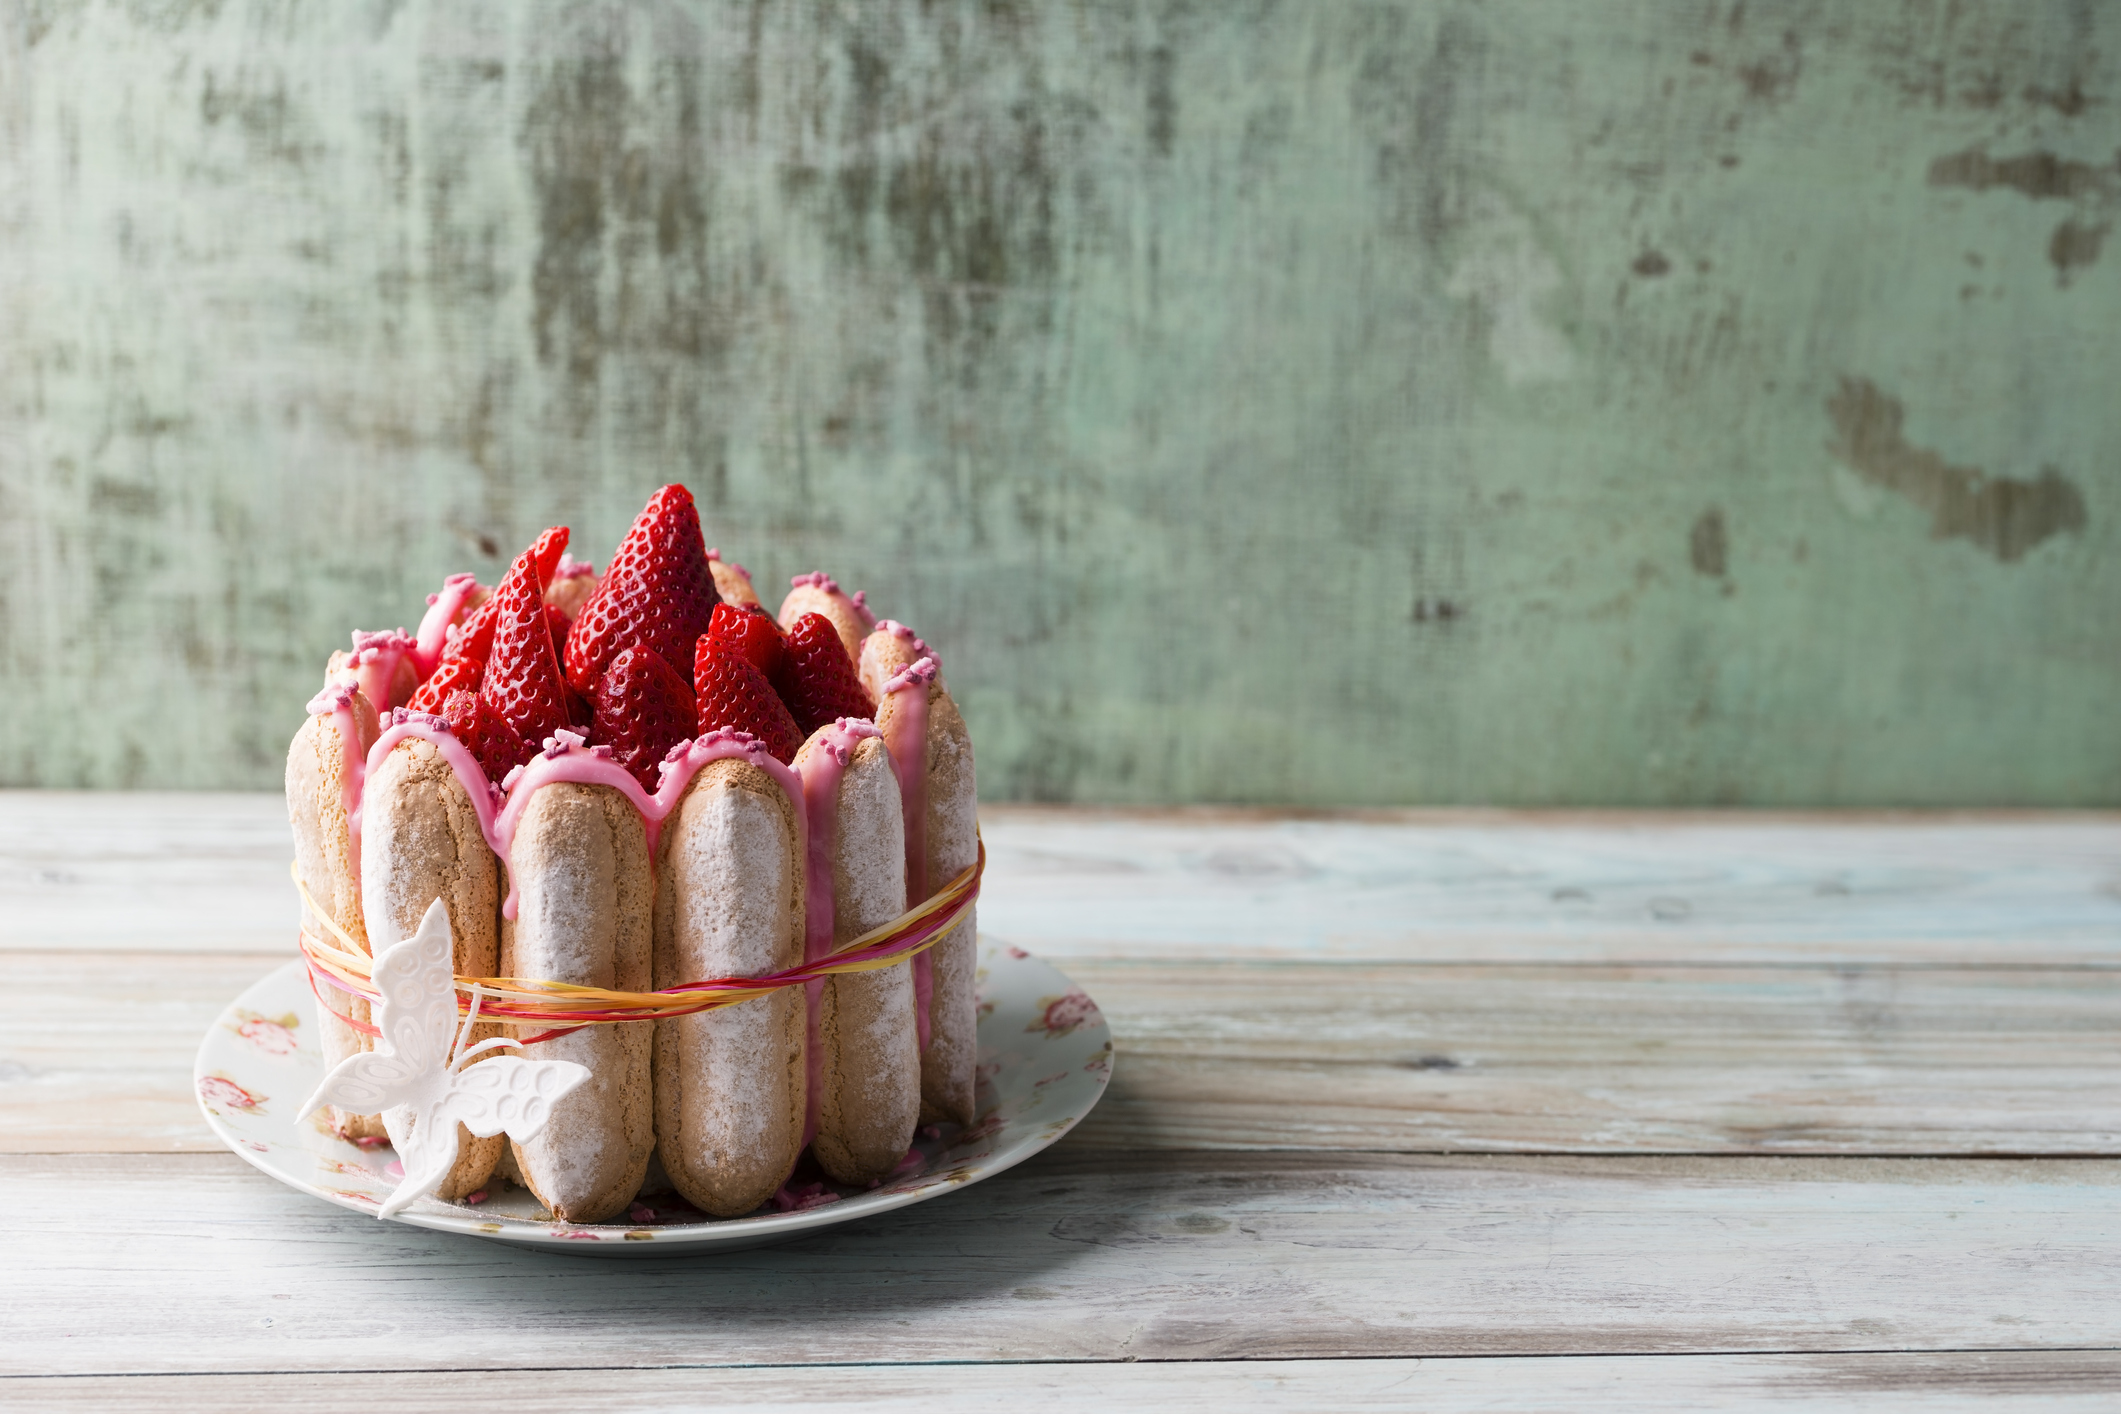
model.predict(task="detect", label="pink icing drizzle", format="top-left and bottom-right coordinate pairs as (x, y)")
top-left (349, 715), bottom-right (805, 926)
top-left (348, 629), bottom-right (419, 714)
top-left (848, 590), bottom-right (878, 630)
top-left (881, 657), bottom-right (939, 1051)
top-left (553, 553), bottom-right (596, 581)
top-left (491, 729), bottom-right (804, 921)
top-left (413, 574), bottom-right (481, 678)
top-left (796, 718), bottom-right (883, 1149)
top-left (306, 682), bottom-right (369, 880)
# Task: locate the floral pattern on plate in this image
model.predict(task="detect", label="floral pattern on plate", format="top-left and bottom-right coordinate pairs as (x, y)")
top-left (195, 943), bottom-right (1111, 1255)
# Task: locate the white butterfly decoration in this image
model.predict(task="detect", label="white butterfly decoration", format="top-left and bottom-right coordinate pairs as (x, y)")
top-left (299, 898), bottom-right (590, 1219)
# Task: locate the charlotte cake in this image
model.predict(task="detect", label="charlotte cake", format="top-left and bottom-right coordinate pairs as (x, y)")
top-left (288, 485), bottom-right (975, 1222)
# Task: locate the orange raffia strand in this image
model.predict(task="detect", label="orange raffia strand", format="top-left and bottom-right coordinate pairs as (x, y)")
top-left (294, 834), bottom-right (983, 1039)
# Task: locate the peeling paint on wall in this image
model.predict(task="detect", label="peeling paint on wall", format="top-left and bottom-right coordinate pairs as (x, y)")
top-left (1826, 378), bottom-right (2087, 563)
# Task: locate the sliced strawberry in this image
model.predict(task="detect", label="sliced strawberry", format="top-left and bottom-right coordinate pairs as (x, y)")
top-left (476, 526), bottom-right (574, 774)
top-left (781, 612), bottom-right (876, 735)
top-left (409, 654), bottom-right (482, 715)
top-left (442, 594), bottom-right (501, 668)
top-left (591, 646), bottom-right (698, 793)
top-left (707, 601), bottom-right (788, 687)
top-left (564, 485), bottom-right (720, 695)
top-left (694, 636), bottom-right (804, 764)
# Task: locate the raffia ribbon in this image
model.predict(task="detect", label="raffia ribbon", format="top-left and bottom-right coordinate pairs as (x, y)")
top-left (298, 834), bottom-right (982, 1046)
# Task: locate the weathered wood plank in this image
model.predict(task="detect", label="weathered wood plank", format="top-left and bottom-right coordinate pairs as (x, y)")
top-left (981, 809), bottom-right (2121, 964)
top-left (10, 951), bottom-right (2117, 1156)
top-left (5, 1151), bottom-right (2117, 1375)
top-left (7, 795), bottom-right (2120, 964)
top-left (0, 793), bottom-right (298, 954)
top-left (1074, 958), bottom-right (2121, 1154)
top-left (14, 1351), bottom-right (2121, 1412)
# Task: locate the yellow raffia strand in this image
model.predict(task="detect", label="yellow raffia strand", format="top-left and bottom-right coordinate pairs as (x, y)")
top-left (294, 832), bottom-right (982, 1029)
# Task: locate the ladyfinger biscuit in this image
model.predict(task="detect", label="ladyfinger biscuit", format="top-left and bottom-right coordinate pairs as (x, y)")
top-left (707, 549), bottom-right (761, 608)
top-left (799, 731), bottom-right (918, 1185)
top-left (546, 554), bottom-right (598, 620)
top-left (327, 631), bottom-right (420, 714)
top-left (652, 759), bottom-right (808, 1216)
top-left (897, 691), bottom-right (979, 1126)
top-left (501, 783), bottom-right (654, 1223)
top-left (286, 683), bottom-right (383, 1139)
top-left (861, 627), bottom-right (978, 1125)
top-left (360, 736), bottom-right (504, 1200)
top-left (779, 573), bottom-right (873, 665)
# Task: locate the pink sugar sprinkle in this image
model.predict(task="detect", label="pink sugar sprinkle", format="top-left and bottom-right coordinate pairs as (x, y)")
top-left (388, 706), bottom-right (448, 733)
top-left (352, 1135), bottom-right (389, 1149)
top-left (383, 1160), bottom-right (405, 1180)
top-left (883, 656), bottom-right (939, 696)
top-left (627, 1201), bottom-right (656, 1223)
top-left (890, 1146), bottom-right (924, 1178)
top-left (920, 1125), bottom-right (942, 1140)
top-left (306, 682), bottom-right (360, 716)
top-left (790, 570), bottom-right (839, 593)
top-left (351, 628), bottom-right (417, 658)
top-left (464, 1190), bottom-right (488, 1205)
top-left (554, 553), bottom-right (596, 580)
top-left (772, 1180), bottom-right (843, 1212)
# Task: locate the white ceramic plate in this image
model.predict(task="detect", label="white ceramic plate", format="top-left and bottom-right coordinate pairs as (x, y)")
top-left (195, 944), bottom-right (1111, 1255)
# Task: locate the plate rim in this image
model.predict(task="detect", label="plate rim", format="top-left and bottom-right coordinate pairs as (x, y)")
top-left (194, 944), bottom-right (1111, 1251)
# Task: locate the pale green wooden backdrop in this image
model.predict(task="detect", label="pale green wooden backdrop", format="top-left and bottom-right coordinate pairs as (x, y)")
top-left (1, 1), bottom-right (2115, 804)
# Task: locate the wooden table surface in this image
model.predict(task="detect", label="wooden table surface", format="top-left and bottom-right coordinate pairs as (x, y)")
top-left (4, 795), bottom-right (2119, 1410)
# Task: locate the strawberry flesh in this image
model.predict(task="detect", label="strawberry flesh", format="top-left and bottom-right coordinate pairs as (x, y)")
top-left (591, 646), bottom-right (699, 793)
top-left (477, 526), bottom-right (575, 774)
top-left (564, 484), bottom-right (720, 695)
top-left (694, 636), bottom-right (804, 764)
top-left (408, 654), bottom-right (481, 716)
top-left (781, 612), bottom-right (876, 735)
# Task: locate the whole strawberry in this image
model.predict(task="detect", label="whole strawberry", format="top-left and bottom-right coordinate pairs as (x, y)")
top-left (443, 687), bottom-right (527, 783)
top-left (694, 636), bottom-right (804, 764)
top-left (592, 646), bottom-right (698, 793)
top-left (781, 612), bottom-right (875, 735)
top-left (564, 485), bottom-right (720, 695)
top-left (477, 526), bottom-right (576, 773)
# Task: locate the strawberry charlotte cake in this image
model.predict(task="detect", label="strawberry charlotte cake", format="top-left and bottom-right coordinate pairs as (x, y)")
top-left (285, 486), bottom-right (976, 1223)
